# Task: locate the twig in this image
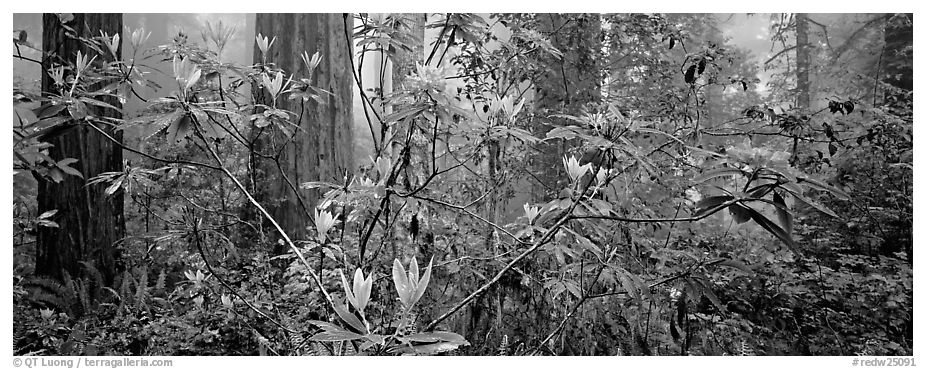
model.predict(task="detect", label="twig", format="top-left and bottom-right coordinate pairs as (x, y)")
top-left (189, 116), bottom-right (336, 309)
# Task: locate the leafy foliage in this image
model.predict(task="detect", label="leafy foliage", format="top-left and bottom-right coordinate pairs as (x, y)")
top-left (12, 12), bottom-right (912, 356)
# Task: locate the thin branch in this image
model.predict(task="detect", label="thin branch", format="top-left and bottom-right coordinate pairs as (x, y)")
top-left (85, 119), bottom-right (221, 171)
top-left (832, 14), bottom-right (891, 61)
top-left (189, 115), bottom-right (336, 309)
top-left (570, 198), bottom-right (739, 223)
top-left (424, 180), bottom-right (596, 331)
top-left (764, 45), bottom-right (797, 66)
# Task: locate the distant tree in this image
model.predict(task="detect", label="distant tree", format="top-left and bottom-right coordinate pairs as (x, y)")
top-left (882, 13), bottom-right (912, 112)
top-left (37, 13), bottom-right (125, 286)
top-left (531, 14), bottom-right (602, 201)
top-left (795, 13), bottom-right (812, 110)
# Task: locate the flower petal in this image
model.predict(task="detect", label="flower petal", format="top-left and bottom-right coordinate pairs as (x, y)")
top-left (392, 259), bottom-right (410, 306)
top-left (339, 269), bottom-right (358, 310)
top-left (352, 268), bottom-right (365, 307)
top-left (409, 257), bottom-right (420, 285)
top-left (411, 257), bottom-right (434, 306)
top-left (357, 273), bottom-right (372, 311)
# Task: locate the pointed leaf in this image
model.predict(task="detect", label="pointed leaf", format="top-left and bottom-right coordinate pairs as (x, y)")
top-left (790, 190), bottom-right (839, 218)
top-left (684, 65), bottom-right (697, 84)
top-left (392, 259), bottom-right (411, 305)
top-left (339, 270), bottom-right (358, 310)
top-left (694, 195), bottom-right (734, 217)
top-left (773, 192), bottom-right (793, 236)
top-left (310, 329), bottom-right (364, 342)
top-left (728, 203), bottom-right (752, 224)
top-left (332, 302), bottom-right (367, 333)
top-left (412, 257), bottom-right (433, 305)
top-left (744, 207), bottom-right (795, 251)
top-left (409, 257), bottom-right (420, 284)
top-left (797, 177), bottom-right (849, 200)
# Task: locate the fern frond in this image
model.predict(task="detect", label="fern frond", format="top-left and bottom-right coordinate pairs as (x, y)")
top-left (739, 340), bottom-right (755, 356)
top-left (24, 290), bottom-right (69, 313)
top-left (135, 267), bottom-right (149, 310)
top-left (76, 280), bottom-right (92, 315)
top-left (155, 269), bottom-right (167, 293)
top-left (78, 261), bottom-right (105, 301)
top-left (497, 334), bottom-right (510, 355)
top-left (118, 270), bottom-right (133, 307)
top-left (22, 276), bottom-right (77, 315)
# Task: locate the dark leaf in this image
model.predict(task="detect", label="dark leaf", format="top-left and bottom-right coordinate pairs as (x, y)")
top-left (684, 65), bottom-right (697, 84)
top-left (56, 158), bottom-right (83, 178)
top-left (715, 259), bottom-right (755, 275)
top-left (694, 195), bottom-right (734, 217)
top-left (693, 275), bottom-right (727, 317)
top-left (31, 116), bottom-right (70, 131)
top-left (797, 177), bottom-right (850, 200)
top-left (697, 59), bottom-right (706, 75)
top-left (37, 103), bottom-right (68, 119)
top-left (728, 203), bottom-right (751, 224)
top-left (167, 114), bottom-right (191, 143)
top-left (747, 183), bottom-right (776, 198)
top-left (78, 97), bottom-right (122, 113)
top-left (789, 191), bottom-right (839, 218)
top-left (744, 207), bottom-right (795, 251)
top-left (332, 303), bottom-right (367, 333)
top-left (310, 328), bottom-right (364, 342)
top-left (843, 100), bottom-right (855, 114)
top-left (773, 192), bottom-right (793, 237)
top-left (676, 288), bottom-right (687, 326)
top-left (67, 100), bottom-right (88, 120)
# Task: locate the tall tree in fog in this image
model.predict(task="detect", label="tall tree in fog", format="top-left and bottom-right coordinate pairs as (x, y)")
top-left (794, 13), bottom-right (812, 109)
top-left (252, 14), bottom-right (354, 250)
top-left (37, 13), bottom-right (125, 286)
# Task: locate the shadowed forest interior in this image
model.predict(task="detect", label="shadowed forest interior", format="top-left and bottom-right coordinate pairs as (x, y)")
top-left (12, 13), bottom-right (912, 356)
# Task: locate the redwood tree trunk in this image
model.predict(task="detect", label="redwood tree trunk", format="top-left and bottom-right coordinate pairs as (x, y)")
top-left (253, 14), bottom-right (354, 250)
top-left (790, 13), bottom-right (811, 165)
top-left (37, 13), bottom-right (125, 286)
top-left (795, 13), bottom-right (811, 109)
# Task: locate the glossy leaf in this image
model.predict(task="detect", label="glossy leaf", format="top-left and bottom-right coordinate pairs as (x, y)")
top-left (773, 192), bottom-right (793, 236)
top-left (744, 207), bottom-right (795, 251)
top-left (728, 203), bottom-right (752, 224)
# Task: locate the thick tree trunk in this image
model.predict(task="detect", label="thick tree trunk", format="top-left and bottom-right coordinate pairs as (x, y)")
top-left (253, 14), bottom-right (354, 250)
top-left (37, 13), bottom-right (125, 286)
